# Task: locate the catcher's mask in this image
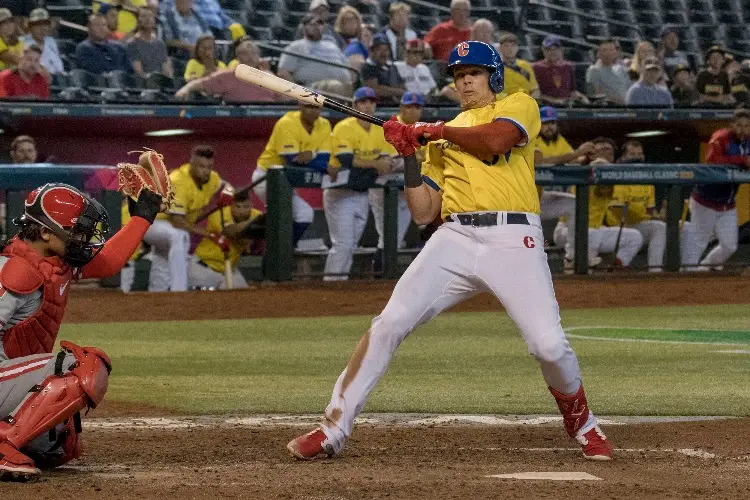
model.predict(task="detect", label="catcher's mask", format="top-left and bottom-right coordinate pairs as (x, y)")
top-left (14, 183), bottom-right (109, 267)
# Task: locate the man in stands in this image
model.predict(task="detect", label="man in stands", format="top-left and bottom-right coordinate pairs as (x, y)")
top-left (696, 45), bottom-right (734, 107)
top-left (9, 135), bottom-right (37, 164)
top-left (362, 34), bottom-right (406, 102)
top-left (626, 56), bottom-right (674, 107)
top-left (423, 0), bottom-right (472, 61)
top-left (0, 45), bottom-right (49, 99)
top-left (533, 35), bottom-right (589, 106)
top-left (659, 26), bottom-right (690, 80)
top-left (379, 2), bottom-right (417, 61)
top-left (75, 14), bottom-right (132, 74)
top-left (586, 39), bottom-right (631, 105)
top-left (394, 39), bottom-right (435, 96)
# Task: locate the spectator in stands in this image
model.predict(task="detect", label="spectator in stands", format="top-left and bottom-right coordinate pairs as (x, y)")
top-left (0, 8), bottom-right (22, 71)
top-left (696, 45), bottom-right (733, 106)
top-left (162, 0), bottom-right (210, 60)
top-left (470, 18), bottom-right (498, 50)
top-left (394, 38), bottom-right (435, 96)
top-left (345, 22), bottom-right (373, 71)
top-left (20, 8), bottom-right (63, 76)
top-left (626, 56), bottom-right (673, 107)
top-left (724, 54), bottom-right (740, 83)
top-left (127, 7), bottom-right (173, 77)
top-left (75, 14), bottom-right (133, 74)
top-left (423, 0), bottom-right (472, 61)
top-left (498, 32), bottom-right (539, 98)
top-left (161, 0), bottom-right (233, 32)
top-left (295, 0), bottom-right (340, 47)
top-left (184, 34), bottom-right (225, 81)
top-left (380, 2), bottom-right (417, 61)
top-left (362, 34), bottom-right (405, 102)
top-left (99, 4), bottom-right (126, 41)
top-left (278, 13), bottom-right (352, 94)
top-left (586, 39), bottom-right (631, 105)
top-left (533, 35), bottom-right (589, 105)
top-left (731, 60), bottom-right (750, 108)
top-left (96, 0), bottom-right (149, 39)
top-left (669, 64), bottom-right (700, 107)
top-left (659, 26), bottom-right (690, 79)
top-left (627, 41), bottom-right (656, 82)
top-left (9, 135), bottom-right (37, 164)
top-left (0, 45), bottom-right (49, 99)
top-left (333, 6), bottom-right (363, 53)
top-left (175, 69), bottom-right (280, 102)
top-left (228, 36), bottom-right (270, 72)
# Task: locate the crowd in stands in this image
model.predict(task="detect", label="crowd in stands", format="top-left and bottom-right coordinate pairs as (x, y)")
top-left (0, 1), bottom-right (748, 106)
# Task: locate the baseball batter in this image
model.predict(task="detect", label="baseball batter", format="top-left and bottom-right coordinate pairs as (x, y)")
top-left (144, 145), bottom-right (224, 291)
top-left (0, 184), bottom-right (162, 480)
top-left (253, 104), bottom-right (331, 247)
top-left (288, 42), bottom-right (613, 461)
top-left (682, 109), bottom-right (750, 270)
top-left (324, 87), bottom-right (399, 281)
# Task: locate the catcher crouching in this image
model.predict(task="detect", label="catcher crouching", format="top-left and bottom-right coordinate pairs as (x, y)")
top-left (0, 155), bottom-right (168, 481)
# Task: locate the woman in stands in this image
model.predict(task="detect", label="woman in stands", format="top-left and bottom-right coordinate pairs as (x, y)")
top-left (184, 35), bottom-right (225, 81)
top-left (627, 41), bottom-right (656, 82)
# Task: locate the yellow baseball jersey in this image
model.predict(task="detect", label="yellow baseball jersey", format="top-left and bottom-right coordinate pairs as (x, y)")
top-left (0, 38), bottom-right (22, 70)
top-left (421, 92), bottom-right (541, 219)
top-left (157, 163), bottom-right (223, 224)
top-left (184, 59), bottom-right (227, 81)
top-left (194, 206), bottom-right (263, 273)
top-left (257, 111), bottom-right (333, 170)
top-left (606, 185), bottom-right (655, 226)
top-left (330, 117), bottom-right (398, 167)
top-left (535, 135), bottom-right (574, 160)
top-left (503, 59), bottom-right (539, 96)
top-left (570, 185), bottom-right (614, 229)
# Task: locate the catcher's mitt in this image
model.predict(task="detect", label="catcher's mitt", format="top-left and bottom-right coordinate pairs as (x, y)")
top-left (117, 149), bottom-right (174, 209)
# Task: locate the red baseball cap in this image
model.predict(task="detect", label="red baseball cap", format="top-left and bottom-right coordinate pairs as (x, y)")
top-left (406, 39), bottom-right (425, 51)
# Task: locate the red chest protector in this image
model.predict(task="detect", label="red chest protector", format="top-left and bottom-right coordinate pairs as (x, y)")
top-left (1, 238), bottom-right (72, 359)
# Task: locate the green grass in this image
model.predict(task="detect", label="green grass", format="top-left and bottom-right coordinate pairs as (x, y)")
top-left (60, 304), bottom-right (750, 416)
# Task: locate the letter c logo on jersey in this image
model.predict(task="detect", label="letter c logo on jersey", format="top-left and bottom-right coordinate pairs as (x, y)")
top-left (523, 236), bottom-right (535, 249)
top-left (456, 42), bottom-right (470, 57)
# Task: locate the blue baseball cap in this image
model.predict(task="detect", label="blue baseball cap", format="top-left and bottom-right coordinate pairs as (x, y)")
top-left (540, 106), bottom-right (558, 123)
top-left (353, 86), bottom-right (377, 102)
top-left (400, 92), bottom-right (424, 106)
top-left (371, 34), bottom-right (390, 49)
top-left (542, 35), bottom-right (562, 48)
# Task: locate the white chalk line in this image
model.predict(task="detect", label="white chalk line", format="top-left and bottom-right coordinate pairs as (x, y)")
top-left (563, 325), bottom-right (750, 346)
top-left (83, 414), bottom-right (733, 431)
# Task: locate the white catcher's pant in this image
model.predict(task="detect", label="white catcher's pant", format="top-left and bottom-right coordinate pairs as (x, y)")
top-left (187, 254), bottom-right (248, 289)
top-left (319, 213), bottom-right (597, 452)
top-left (367, 188), bottom-right (411, 249)
top-left (540, 191), bottom-right (576, 260)
top-left (142, 220), bottom-right (190, 292)
top-left (682, 198), bottom-right (738, 269)
top-left (252, 167), bottom-right (314, 224)
top-left (323, 188), bottom-right (369, 281)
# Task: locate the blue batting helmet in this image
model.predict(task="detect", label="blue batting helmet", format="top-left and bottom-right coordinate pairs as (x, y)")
top-left (447, 41), bottom-right (504, 94)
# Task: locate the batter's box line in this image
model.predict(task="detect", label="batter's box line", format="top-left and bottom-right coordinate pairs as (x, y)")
top-left (425, 447), bottom-right (720, 459)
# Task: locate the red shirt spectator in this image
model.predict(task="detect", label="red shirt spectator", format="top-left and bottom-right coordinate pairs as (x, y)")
top-left (423, 0), bottom-right (472, 61)
top-left (0, 45), bottom-right (49, 99)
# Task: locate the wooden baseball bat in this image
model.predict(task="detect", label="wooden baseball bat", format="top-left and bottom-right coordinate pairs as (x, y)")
top-left (608, 201), bottom-right (630, 272)
top-left (218, 207), bottom-right (234, 289)
top-left (234, 64), bottom-right (385, 126)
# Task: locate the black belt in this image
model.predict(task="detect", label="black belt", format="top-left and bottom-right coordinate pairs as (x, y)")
top-left (197, 260), bottom-right (209, 268)
top-left (448, 212), bottom-right (529, 227)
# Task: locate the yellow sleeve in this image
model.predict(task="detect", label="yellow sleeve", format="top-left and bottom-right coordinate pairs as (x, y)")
top-left (421, 142), bottom-right (445, 190)
top-left (378, 132), bottom-right (398, 157)
top-left (330, 121), bottom-right (353, 168)
top-left (169, 171), bottom-right (192, 216)
top-left (495, 93), bottom-right (541, 147)
top-left (184, 59), bottom-right (203, 81)
top-left (218, 61), bottom-right (227, 70)
top-left (318, 120), bottom-right (333, 153)
top-left (648, 186), bottom-right (656, 208)
top-left (273, 120), bottom-right (301, 157)
top-left (228, 59), bottom-right (239, 70)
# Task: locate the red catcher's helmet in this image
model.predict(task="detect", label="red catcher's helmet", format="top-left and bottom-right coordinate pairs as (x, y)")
top-left (16, 183), bottom-right (110, 267)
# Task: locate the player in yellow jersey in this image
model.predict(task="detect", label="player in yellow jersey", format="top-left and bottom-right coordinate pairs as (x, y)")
top-left (189, 190), bottom-right (262, 289)
top-left (253, 103), bottom-right (332, 247)
top-left (289, 42), bottom-right (614, 461)
top-left (143, 145), bottom-right (225, 291)
top-left (323, 87), bottom-right (399, 280)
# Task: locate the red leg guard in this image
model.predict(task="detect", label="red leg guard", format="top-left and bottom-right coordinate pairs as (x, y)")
top-left (0, 342), bottom-right (110, 451)
top-left (549, 385), bottom-right (590, 438)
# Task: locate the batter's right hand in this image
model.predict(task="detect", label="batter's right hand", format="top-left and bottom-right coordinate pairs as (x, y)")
top-left (383, 116), bottom-right (416, 157)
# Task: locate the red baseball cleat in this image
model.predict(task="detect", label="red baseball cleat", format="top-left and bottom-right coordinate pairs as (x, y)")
top-left (576, 426), bottom-right (613, 461)
top-left (287, 428), bottom-right (335, 460)
top-left (0, 442), bottom-right (40, 481)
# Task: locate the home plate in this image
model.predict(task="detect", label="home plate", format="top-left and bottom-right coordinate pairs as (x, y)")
top-left (488, 472), bottom-right (602, 481)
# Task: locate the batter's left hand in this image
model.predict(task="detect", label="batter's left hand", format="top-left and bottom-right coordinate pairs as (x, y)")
top-left (383, 116), bottom-right (416, 156)
top-left (406, 121), bottom-right (445, 147)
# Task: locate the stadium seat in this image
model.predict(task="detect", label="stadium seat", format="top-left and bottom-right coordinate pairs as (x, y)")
top-left (106, 71), bottom-right (146, 93)
top-left (145, 72), bottom-right (178, 92)
top-left (526, 3), bottom-right (552, 22)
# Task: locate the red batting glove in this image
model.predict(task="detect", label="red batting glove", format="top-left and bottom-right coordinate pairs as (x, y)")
top-left (383, 116), bottom-right (416, 157)
top-left (405, 121), bottom-right (445, 147)
top-left (210, 233), bottom-right (230, 253)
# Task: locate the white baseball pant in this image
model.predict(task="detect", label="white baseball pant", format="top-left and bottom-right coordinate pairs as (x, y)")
top-left (252, 167), bottom-right (314, 224)
top-left (142, 220), bottom-right (190, 292)
top-left (631, 220), bottom-right (666, 272)
top-left (681, 198), bottom-right (738, 269)
top-left (553, 224), bottom-right (643, 266)
top-left (540, 191), bottom-right (576, 260)
top-left (367, 188), bottom-right (411, 249)
top-left (318, 213), bottom-right (598, 453)
top-left (323, 188), bottom-right (370, 281)
top-left (187, 254), bottom-right (248, 289)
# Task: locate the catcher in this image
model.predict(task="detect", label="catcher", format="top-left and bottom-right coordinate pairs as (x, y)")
top-left (0, 152), bottom-right (169, 481)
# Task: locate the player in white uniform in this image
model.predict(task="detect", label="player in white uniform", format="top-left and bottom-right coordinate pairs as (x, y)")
top-left (288, 41), bottom-right (613, 461)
